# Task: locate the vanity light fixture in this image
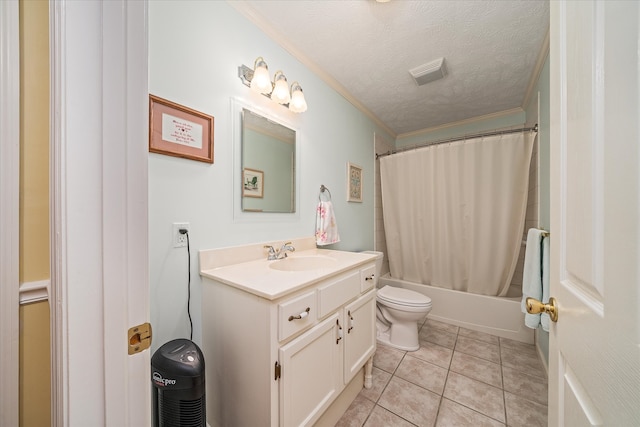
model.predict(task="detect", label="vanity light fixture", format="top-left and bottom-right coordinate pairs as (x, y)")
top-left (238, 57), bottom-right (308, 113)
top-left (249, 57), bottom-right (272, 94)
top-left (271, 71), bottom-right (291, 105)
top-left (289, 82), bottom-right (308, 113)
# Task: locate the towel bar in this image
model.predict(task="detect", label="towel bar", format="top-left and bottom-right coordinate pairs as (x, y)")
top-left (319, 184), bottom-right (332, 201)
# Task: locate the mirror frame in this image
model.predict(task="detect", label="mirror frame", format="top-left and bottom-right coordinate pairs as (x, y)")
top-left (231, 98), bottom-right (301, 222)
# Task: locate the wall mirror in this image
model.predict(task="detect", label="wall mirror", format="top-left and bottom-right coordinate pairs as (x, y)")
top-left (241, 108), bottom-right (296, 213)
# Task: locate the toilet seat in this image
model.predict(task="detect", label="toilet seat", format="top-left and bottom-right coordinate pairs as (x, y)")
top-left (377, 285), bottom-right (432, 308)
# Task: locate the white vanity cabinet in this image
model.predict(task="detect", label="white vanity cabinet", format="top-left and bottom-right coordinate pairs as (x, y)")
top-left (279, 290), bottom-right (376, 426)
top-left (200, 257), bottom-right (377, 427)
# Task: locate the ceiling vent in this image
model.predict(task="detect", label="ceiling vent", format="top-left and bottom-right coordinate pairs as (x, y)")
top-left (409, 58), bottom-right (447, 86)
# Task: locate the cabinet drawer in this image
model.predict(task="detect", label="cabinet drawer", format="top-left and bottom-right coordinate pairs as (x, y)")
top-left (317, 271), bottom-right (360, 318)
top-left (279, 290), bottom-right (317, 341)
top-left (360, 264), bottom-right (376, 292)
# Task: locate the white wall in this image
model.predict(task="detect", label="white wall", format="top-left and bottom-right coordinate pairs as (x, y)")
top-left (148, 2), bottom-right (391, 352)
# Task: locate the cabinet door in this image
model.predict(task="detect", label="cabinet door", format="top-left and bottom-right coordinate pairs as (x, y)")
top-left (344, 290), bottom-right (376, 383)
top-left (279, 312), bottom-right (342, 427)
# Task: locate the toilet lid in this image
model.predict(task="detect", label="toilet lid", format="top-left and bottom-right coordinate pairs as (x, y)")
top-left (377, 285), bottom-right (432, 307)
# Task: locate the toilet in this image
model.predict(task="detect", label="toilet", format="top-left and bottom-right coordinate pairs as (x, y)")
top-left (376, 285), bottom-right (432, 351)
top-left (363, 251), bottom-right (432, 352)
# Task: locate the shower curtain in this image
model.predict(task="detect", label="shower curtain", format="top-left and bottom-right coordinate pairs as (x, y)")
top-left (380, 132), bottom-right (534, 297)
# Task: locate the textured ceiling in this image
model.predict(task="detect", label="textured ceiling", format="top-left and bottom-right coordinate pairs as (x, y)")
top-left (233, 0), bottom-right (550, 136)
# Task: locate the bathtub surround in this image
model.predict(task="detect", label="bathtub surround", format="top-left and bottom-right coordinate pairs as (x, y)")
top-left (380, 131), bottom-right (535, 297)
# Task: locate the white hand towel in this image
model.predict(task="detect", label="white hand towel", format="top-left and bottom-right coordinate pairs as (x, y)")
top-left (521, 228), bottom-right (544, 329)
top-left (315, 201), bottom-right (340, 246)
top-left (540, 235), bottom-right (551, 331)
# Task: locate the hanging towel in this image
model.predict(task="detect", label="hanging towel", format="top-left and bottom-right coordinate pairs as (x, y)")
top-left (315, 201), bottom-right (340, 246)
top-left (540, 235), bottom-right (551, 332)
top-left (521, 228), bottom-right (545, 329)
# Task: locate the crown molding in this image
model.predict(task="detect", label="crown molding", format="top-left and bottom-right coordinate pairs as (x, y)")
top-left (229, 1), bottom-right (548, 143)
top-left (228, 1), bottom-right (397, 138)
top-left (397, 107), bottom-right (525, 140)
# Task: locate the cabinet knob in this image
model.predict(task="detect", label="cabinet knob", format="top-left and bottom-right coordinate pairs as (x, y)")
top-left (336, 319), bottom-right (343, 344)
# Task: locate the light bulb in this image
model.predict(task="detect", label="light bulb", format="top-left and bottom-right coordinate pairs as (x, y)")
top-left (289, 82), bottom-right (307, 113)
top-left (250, 57), bottom-right (272, 95)
top-left (271, 71), bottom-right (291, 105)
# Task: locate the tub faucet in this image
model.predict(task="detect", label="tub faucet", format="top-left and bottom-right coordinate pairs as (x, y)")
top-left (264, 242), bottom-right (296, 260)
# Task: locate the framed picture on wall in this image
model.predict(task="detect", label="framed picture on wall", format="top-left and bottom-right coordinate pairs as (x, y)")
top-left (347, 162), bottom-right (363, 202)
top-left (149, 94), bottom-right (214, 163)
top-left (243, 168), bottom-right (264, 198)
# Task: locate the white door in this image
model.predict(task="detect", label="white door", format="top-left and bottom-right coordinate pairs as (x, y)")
top-left (343, 290), bottom-right (376, 383)
top-left (549, 1), bottom-right (640, 425)
top-left (279, 313), bottom-right (343, 427)
top-left (50, 1), bottom-right (151, 425)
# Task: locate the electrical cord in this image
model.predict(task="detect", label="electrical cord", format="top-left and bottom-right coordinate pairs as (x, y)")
top-left (179, 228), bottom-right (193, 341)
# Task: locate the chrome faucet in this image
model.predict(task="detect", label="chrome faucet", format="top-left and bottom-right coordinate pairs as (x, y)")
top-left (279, 242), bottom-right (295, 258)
top-left (264, 242), bottom-right (295, 260)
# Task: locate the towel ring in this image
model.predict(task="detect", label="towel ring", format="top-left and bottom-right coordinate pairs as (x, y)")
top-left (319, 184), bottom-right (332, 201)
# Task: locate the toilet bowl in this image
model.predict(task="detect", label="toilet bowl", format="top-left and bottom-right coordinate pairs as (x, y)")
top-left (360, 251), bottom-right (433, 352)
top-left (376, 285), bottom-right (432, 351)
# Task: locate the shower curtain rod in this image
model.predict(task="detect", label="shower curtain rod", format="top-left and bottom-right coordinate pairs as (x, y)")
top-left (376, 123), bottom-right (538, 159)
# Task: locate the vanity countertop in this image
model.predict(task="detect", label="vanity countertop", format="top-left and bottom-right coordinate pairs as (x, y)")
top-left (200, 248), bottom-right (377, 300)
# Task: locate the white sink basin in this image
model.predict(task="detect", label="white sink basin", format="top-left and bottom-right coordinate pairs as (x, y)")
top-left (269, 256), bottom-right (338, 272)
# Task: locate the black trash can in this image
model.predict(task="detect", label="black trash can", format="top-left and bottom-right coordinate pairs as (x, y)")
top-left (151, 339), bottom-right (206, 427)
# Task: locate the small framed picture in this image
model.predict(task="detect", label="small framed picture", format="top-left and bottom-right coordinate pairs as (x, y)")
top-left (243, 168), bottom-right (264, 198)
top-left (149, 94), bottom-right (214, 163)
top-left (347, 162), bottom-right (363, 202)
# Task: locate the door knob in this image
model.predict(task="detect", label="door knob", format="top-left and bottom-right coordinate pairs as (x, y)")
top-left (525, 297), bottom-right (558, 322)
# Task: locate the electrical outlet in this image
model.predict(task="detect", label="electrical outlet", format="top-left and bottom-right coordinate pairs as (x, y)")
top-left (173, 223), bottom-right (189, 248)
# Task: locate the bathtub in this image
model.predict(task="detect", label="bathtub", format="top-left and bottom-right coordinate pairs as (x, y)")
top-left (379, 274), bottom-right (534, 344)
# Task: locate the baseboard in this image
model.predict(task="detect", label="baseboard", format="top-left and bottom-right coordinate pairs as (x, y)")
top-left (534, 328), bottom-right (549, 376)
top-left (313, 369), bottom-right (364, 426)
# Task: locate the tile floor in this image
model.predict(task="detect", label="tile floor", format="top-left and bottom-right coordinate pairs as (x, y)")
top-left (336, 318), bottom-right (548, 427)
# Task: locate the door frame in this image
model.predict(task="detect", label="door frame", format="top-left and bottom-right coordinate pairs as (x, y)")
top-left (0, 1), bottom-right (20, 425)
top-left (50, 1), bottom-right (150, 425)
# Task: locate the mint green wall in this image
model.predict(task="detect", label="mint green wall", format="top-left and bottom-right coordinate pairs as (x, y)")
top-left (395, 110), bottom-right (526, 149)
top-left (532, 56), bottom-right (551, 231)
top-left (148, 1), bottom-right (392, 351)
top-left (525, 53), bottom-right (551, 365)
